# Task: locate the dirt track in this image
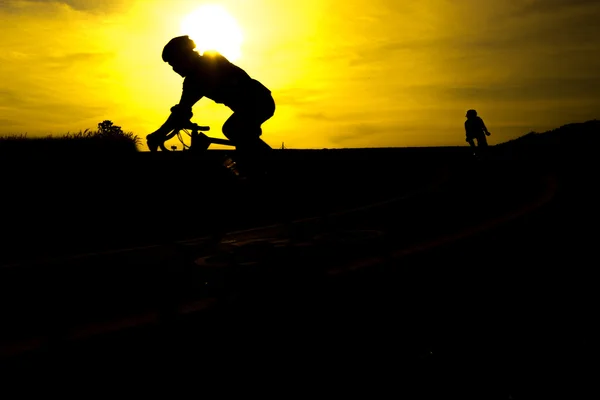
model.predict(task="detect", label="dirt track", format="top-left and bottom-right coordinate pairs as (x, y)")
top-left (1, 150), bottom-right (597, 397)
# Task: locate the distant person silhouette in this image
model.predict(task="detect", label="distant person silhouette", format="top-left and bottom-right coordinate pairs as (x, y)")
top-left (464, 109), bottom-right (491, 156)
top-left (147, 35), bottom-right (275, 174)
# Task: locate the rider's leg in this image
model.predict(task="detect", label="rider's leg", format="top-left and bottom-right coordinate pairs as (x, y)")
top-left (474, 133), bottom-right (488, 158)
top-left (222, 95), bottom-right (275, 175)
top-left (477, 133), bottom-right (488, 148)
top-left (222, 92), bottom-right (274, 142)
top-left (223, 115), bottom-right (268, 176)
top-left (466, 137), bottom-right (476, 153)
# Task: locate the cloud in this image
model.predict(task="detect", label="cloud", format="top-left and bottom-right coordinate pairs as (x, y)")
top-left (508, 0), bottom-right (600, 16)
top-left (0, 118), bottom-right (21, 128)
top-left (0, 89), bottom-right (24, 105)
top-left (44, 51), bottom-right (116, 71)
top-left (297, 111), bottom-right (373, 122)
top-left (411, 77), bottom-right (600, 103)
top-left (329, 121), bottom-right (435, 147)
top-left (274, 88), bottom-right (324, 107)
top-left (0, 0), bottom-right (124, 13)
top-left (297, 112), bottom-right (336, 121)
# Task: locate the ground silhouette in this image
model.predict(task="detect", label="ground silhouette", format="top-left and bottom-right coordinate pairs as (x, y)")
top-left (0, 120), bottom-right (139, 157)
top-left (0, 119), bottom-right (598, 261)
top-left (0, 119), bottom-right (598, 398)
top-left (495, 119), bottom-right (600, 161)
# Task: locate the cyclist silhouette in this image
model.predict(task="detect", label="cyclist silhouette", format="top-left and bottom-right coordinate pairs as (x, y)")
top-left (464, 109), bottom-right (491, 155)
top-left (147, 35), bottom-right (275, 173)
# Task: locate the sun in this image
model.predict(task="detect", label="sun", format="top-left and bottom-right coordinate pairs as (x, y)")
top-left (180, 4), bottom-right (243, 61)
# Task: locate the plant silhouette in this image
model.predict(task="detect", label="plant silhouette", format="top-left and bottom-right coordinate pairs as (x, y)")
top-left (97, 120), bottom-right (124, 136)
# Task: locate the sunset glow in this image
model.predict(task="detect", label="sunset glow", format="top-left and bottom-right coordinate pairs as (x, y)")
top-left (180, 4), bottom-right (243, 61)
top-left (0, 0), bottom-right (599, 150)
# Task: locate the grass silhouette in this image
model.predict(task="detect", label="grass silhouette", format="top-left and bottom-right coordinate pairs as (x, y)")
top-left (0, 120), bottom-right (140, 156)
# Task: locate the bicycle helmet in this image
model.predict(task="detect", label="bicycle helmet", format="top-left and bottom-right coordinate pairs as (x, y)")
top-left (162, 35), bottom-right (196, 63)
top-left (466, 109), bottom-right (478, 118)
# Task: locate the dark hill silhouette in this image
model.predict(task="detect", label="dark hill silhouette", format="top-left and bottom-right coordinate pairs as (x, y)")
top-left (493, 119), bottom-right (600, 161)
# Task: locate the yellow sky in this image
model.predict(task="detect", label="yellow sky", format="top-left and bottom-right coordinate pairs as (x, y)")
top-left (1, 0), bottom-right (599, 149)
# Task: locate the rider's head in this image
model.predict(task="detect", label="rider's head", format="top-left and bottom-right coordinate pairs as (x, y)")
top-left (162, 35), bottom-right (198, 77)
top-left (466, 109), bottom-right (478, 118)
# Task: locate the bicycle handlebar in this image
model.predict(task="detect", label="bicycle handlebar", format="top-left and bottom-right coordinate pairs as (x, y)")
top-left (186, 123), bottom-right (210, 132)
top-left (164, 122), bottom-right (210, 140)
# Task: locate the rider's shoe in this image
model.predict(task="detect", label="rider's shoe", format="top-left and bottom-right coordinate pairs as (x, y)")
top-left (146, 133), bottom-right (160, 152)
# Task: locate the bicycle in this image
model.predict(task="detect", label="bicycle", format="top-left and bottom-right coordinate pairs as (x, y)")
top-left (152, 120), bottom-right (272, 154)
top-left (155, 121), bottom-right (235, 152)
top-left (150, 120), bottom-right (273, 179)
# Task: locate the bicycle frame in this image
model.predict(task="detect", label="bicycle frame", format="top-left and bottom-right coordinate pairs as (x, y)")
top-left (159, 122), bottom-right (235, 152)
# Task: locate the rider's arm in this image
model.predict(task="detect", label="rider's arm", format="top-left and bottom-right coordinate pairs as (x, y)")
top-left (174, 77), bottom-right (204, 124)
top-left (479, 117), bottom-right (490, 134)
top-left (149, 106), bottom-right (191, 136)
top-left (150, 79), bottom-right (205, 135)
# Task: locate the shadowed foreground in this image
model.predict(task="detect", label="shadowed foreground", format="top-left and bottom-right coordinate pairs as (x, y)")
top-left (0, 121), bottom-right (598, 397)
